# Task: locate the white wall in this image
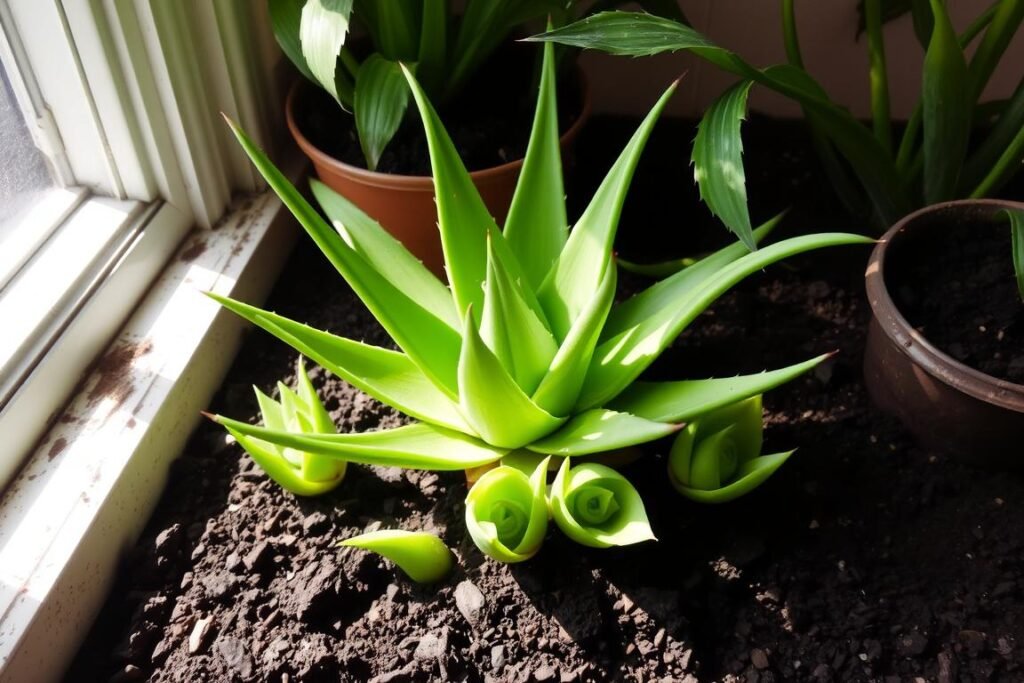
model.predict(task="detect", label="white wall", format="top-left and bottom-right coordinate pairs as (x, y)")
top-left (579, 0), bottom-right (1024, 118)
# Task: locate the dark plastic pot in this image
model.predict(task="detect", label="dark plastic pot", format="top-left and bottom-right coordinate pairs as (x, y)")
top-left (285, 71), bottom-right (591, 278)
top-left (864, 199), bottom-right (1024, 468)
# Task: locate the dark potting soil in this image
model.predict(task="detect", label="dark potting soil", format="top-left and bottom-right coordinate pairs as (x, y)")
top-left (890, 220), bottom-right (1024, 384)
top-left (66, 116), bottom-right (1024, 683)
top-left (295, 43), bottom-right (583, 176)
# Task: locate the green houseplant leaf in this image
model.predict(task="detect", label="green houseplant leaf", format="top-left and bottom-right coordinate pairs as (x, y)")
top-left (1006, 208), bottom-right (1024, 301)
top-left (692, 81), bottom-right (757, 250)
top-left (921, 0), bottom-right (970, 203)
top-left (268, 0), bottom-right (315, 81)
top-left (300, 0), bottom-right (355, 107)
top-left (354, 55), bottom-right (410, 171)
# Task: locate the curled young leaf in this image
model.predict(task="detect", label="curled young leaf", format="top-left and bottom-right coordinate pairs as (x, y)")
top-left (668, 395), bottom-right (792, 503)
top-left (228, 358), bottom-right (346, 496)
top-left (465, 456), bottom-right (551, 563)
top-left (550, 459), bottom-right (656, 548)
top-left (341, 529), bottom-right (453, 583)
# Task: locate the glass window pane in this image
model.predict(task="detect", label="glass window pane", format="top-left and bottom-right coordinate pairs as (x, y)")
top-left (0, 61), bottom-right (54, 243)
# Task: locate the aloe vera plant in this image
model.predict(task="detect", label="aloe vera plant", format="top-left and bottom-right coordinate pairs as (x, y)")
top-left (223, 358), bottom-right (347, 496)
top-left (528, 0), bottom-right (1024, 242)
top-left (206, 41), bottom-right (870, 562)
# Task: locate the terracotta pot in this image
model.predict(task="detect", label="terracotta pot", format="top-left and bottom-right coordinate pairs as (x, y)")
top-left (285, 71), bottom-right (592, 277)
top-left (863, 199), bottom-right (1024, 468)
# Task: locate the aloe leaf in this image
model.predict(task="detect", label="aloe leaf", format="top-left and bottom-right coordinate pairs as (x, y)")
top-left (922, 0), bottom-right (970, 204)
top-left (211, 416), bottom-right (508, 470)
top-left (602, 216), bottom-right (780, 341)
top-left (692, 81), bottom-right (756, 250)
top-left (465, 457), bottom-right (550, 563)
top-left (480, 239), bottom-right (558, 396)
top-left (612, 353), bottom-right (830, 422)
top-left (401, 64), bottom-right (499, 319)
top-left (268, 0), bottom-right (315, 81)
top-left (579, 233), bottom-right (873, 409)
top-left (254, 387), bottom-right (287, 437)
top-left (531, 256), bottom-right (616, 417)
top-left (1007, 209), bottom-right (1024, 302)
top-left (503, 40), bottom-right (568, 290)
top-left (550, 459), bottom-right (656, 548)
top-left (225, 118), bottom-right (462, 396)
top-left (671, 451), bottom-right (793, 504)
top-left (526, 409), bottom-right (680, 456)
top-left (458, 307), bottom-right (566, 449)
top-left (310, 180), bottom-right (457, 329)
top-left (291, 359), bottom-right (333, 432)
top-left (538, 80), bottom-right (677, 341)
top-left (354, 55), bottom-right (410, 171)
top-left (341, 530), bottom-right (452, 583)
top-left (229, 429), bottom-right (344, 496)
top-left (300, 0), bottom-right (355, 106)
top-left (207, 293), bottom-right (472, 433)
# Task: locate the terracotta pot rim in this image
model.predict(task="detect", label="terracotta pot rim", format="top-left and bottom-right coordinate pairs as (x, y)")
top-left (284, 66), bottom-right (593, 191)
top-left (865, 198), bottom-right (1024, 412)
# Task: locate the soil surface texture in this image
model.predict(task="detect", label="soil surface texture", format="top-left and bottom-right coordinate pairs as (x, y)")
top-left (890, 217), bottom-right (1024, 384)
top-left (294, 43), bottom-right (583, 176)
top-left (66, 116), bottom-right (1024, 682)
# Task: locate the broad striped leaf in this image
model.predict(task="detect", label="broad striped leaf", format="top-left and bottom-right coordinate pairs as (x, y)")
top-left (458, 307), bottom-right (566, 449)
top-left (611, 354), bottom-right (830, 422)
top-left (310, 180), bottom-right (457, 329)
top-left (693, 81), bottom-right (756, 250)
top-left (503, 39), bottom-right (568, 289)
top-left (538, 80), bottom-right (677, 341)
top-left (214, 418), bottom-right (507, 470)
top-left (922, 0), bottom-right (970, 203)
top-left (578, 233), bottom-right (873, 409)
top-left (300, 0), bottom-right (354, 106)
top-left (207, 293), bottom-right (473, 434)
top-left (224, 118), bottom-right (462, 397)
top-left (526, 409), bottom-right (680, 456)
top-left (268, 0), bottom-right (314, 81)
top-left (354, 55), bottom-right (409, 170)
top-left (416, 0), bottom-right (446, 95)
top-left (353, 0), bottom-right (420, 60)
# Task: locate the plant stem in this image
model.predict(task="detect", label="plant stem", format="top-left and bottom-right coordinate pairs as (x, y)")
top-left (864, 0), bottom-right (893, 153)
top-left (339, 47), bottom-right (361, 80)
top-left (780, 0), bottom-right (804, 67)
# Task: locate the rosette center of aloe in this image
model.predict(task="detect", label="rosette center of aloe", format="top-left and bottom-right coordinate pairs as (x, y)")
top-left (570, 486), bottom-right (621, 526)
top-left (490, 500), bottom-right (529, 548)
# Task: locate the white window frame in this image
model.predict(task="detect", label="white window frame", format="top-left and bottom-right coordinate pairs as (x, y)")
top-left (0, 1), bottom-right (301, 679)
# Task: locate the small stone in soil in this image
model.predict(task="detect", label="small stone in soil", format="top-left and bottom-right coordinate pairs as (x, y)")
top-left (188, 616), bottom-right (213, 654)
top-left (413, 629), bottom-right (448, 661)
top-left (897, 631), bottom-right (929, 657)
top-left (455, 579), bottom-right (486, 627)
top-left (491, 644), bottom-right (506, 669)
top-left (751, 648), bottom-right (770, 669)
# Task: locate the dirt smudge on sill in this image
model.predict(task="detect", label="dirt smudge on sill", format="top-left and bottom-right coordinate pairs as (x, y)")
top-left (87, 339), bottom-right (154, 411)
top-left (47, 437), bottom-right (68, 461)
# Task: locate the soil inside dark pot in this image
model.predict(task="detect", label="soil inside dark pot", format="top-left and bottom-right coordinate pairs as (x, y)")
top-left (293, 42), bottom-right (585, 176)
top-left (887, 218), bottom-right (1024, 384)
top-left (65, 117), bottom-right (1024, 683)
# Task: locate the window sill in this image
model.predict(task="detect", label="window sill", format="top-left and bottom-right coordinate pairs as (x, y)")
top-left (0, 156), bottom-right (304, 682)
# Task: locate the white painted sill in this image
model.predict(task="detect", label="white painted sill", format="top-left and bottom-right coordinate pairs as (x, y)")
top-left (0, 157), bottom-right (305, 683)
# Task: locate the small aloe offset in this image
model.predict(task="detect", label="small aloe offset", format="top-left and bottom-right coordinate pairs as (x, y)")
top-left (223, 358), bottom-right (346, 496)
top-left (207, 42), bottom-right (870, 561)
top-left (341, 530), bottom-right (453, 583)
top-left (668, 395), bottom-right (792, 503)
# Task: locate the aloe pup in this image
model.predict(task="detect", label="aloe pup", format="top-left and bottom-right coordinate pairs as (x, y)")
top-left (221, 358), bottom-right (346, 496)
top-left (206, 40), bottom-right (870, 561)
